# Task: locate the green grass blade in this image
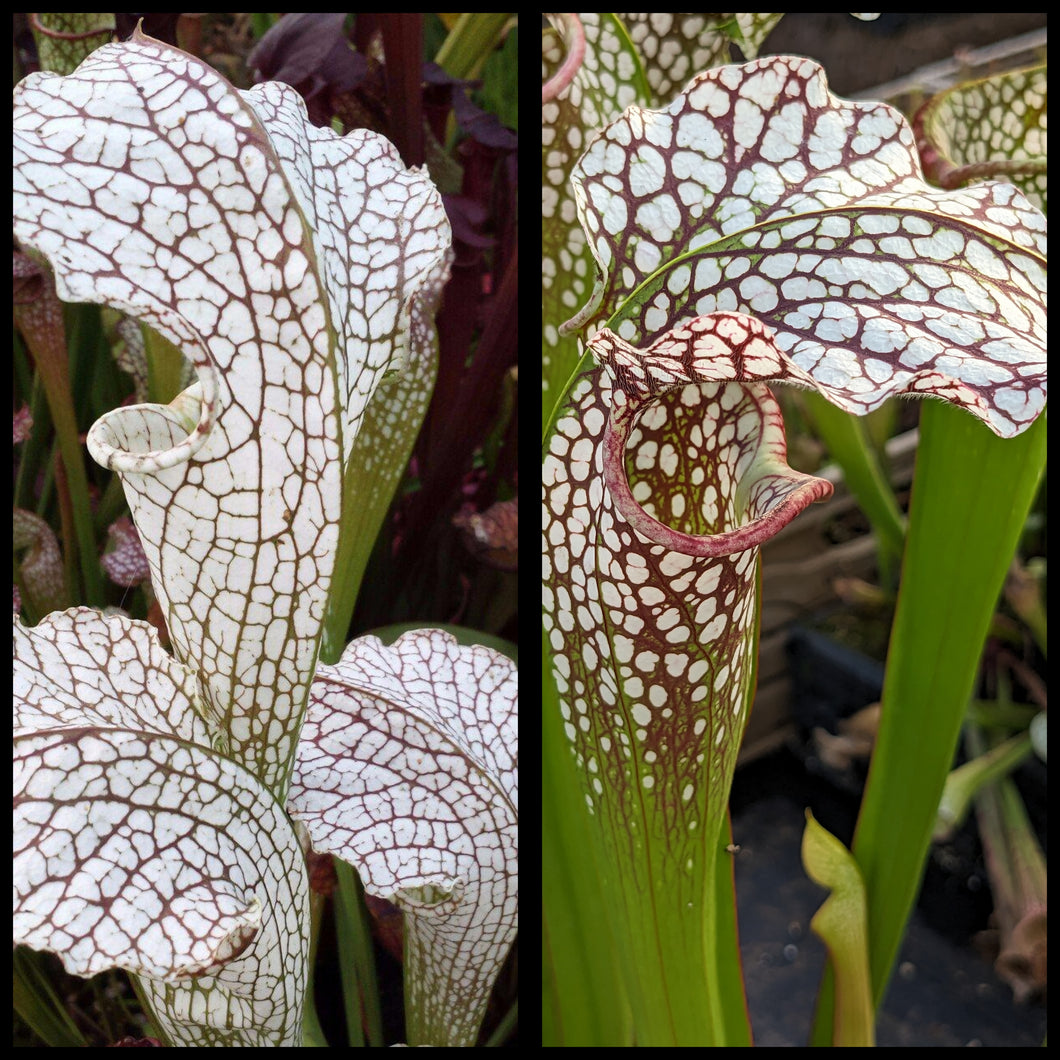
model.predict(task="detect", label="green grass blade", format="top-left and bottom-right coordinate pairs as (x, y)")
top-left (799, 390), bottom-right (906, 586)
top-left (13, 948), bottom-right (88, 1047)
top-left (934, 732), bottom-right (1033, 841)
top-left (811, 401), bottom-right (1046, 1041)
top-left (484, 997), bottom-right (517, 1046)
top-left (333, 858), bottom-right (383, 1047)
top-left (301, 891), bottom-right (330, 1046)
top-left (433, 12), bottom-right (511, 80)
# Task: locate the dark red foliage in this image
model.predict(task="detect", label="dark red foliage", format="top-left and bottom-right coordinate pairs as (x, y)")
top-left (248, 13), bottom-right (368, 128)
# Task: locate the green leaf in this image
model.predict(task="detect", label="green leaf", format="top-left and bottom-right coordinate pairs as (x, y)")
top-left (333, 857), bottom-right (384, 1046)
top-left (934, 732), bottom-right (1033, 842)
top-left (434, 12), bottom-right (512, 81)
top-left (477, 23), bottom-right (519, 131)
top-left (801, 811), bottom-right (874, 1047)
top-left (798, 389), bottom-right (906, 586)
top-left (850, 403), bottom-right (1046, 1011)
top-left (13, 947), bottom-right (88, 1047)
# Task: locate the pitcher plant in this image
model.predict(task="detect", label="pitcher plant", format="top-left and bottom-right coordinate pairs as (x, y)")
top-left (14, 25), bottom-right (518, 1047)
top-left (543, 40), bottom-right (1045, 1045)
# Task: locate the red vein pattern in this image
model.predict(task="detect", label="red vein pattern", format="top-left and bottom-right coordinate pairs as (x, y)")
top-left (542, 54), bottom-right (1045, 1011)
top-left (290, 630), bottom-right (518, 1046)
top-left (14, 610), bottom-right (308, 1046)
top-left (13, 30), bottom-right (450, 797)
top-left (13, 29), bottom-right (453, 1046)
top-left (568, 55), bottom-right (1046, 438)
top-left (543, 350), bottom-right (830, 938)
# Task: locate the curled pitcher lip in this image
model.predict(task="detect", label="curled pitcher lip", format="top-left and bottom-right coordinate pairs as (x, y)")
top-left (86, 371), bottom-right (219, 474)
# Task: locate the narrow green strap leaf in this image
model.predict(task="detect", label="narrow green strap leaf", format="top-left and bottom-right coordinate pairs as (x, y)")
top-left (799, 389), bottom-right (906, 584)
top-left (13, 947), bottom-right (88, 1047)
top-left (852, 403), bottom-right (1047, 1009)
top-left (934, 732), bottom-right (1033, 842)
top-left (802, 811), bottom-right (874, 1047)
top-left (811, 413), bottom-right (1047, 1048)
top-left (434, 12), bottom-right (511, 80)
top-left (484, 996), bottom-right (518, 1046)
top-left (333, 858), bottom-right (384, 1047)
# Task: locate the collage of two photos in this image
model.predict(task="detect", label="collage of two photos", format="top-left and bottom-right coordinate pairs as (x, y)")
top-left (13, 10), bottom-right (1047, 1049)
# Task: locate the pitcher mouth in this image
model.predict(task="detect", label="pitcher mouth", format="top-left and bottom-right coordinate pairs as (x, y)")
top-left (602, 380), bottom-right (833, 558)
top-left (86, 357), bottom-right (218, 475)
